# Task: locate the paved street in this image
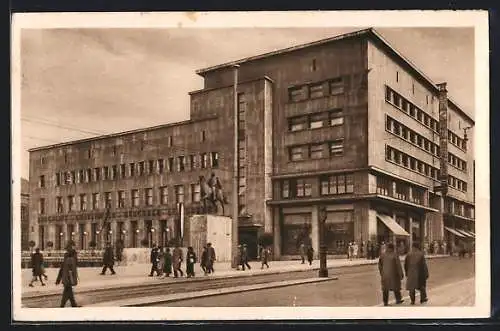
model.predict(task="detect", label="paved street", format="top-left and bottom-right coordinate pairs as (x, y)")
top-left (159, 256), bottom-right (474, 307)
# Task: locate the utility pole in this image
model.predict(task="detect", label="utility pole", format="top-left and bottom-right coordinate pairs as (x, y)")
top-left (231, 64), bottom-right (240, 268)
top-left (318, 206), bottom-right (328, 277)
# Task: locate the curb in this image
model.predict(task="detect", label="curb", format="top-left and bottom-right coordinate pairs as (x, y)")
top-left (22, 255), bottom-right (450, 299)
top-left (87, 276), bottom-right (339, 307)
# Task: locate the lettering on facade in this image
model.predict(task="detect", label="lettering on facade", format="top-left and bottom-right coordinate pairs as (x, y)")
top-left (38, 208), bottom-right (175, 223)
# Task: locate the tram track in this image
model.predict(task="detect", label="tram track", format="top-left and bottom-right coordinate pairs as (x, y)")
top-left (22, 263), bottom-right (377, 308)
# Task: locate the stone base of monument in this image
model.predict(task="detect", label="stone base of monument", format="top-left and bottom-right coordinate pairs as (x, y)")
top-left (185, 214), bottom-right (232, 262)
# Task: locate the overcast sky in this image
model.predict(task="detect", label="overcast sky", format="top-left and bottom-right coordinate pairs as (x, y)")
top-left (19, 27), bottom-right (474, 180)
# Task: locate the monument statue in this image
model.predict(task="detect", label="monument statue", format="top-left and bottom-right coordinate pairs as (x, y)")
top-left (199, 173), bottom-right (227, 215)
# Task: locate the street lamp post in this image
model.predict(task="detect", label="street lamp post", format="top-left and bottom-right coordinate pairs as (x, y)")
top-left (96, 230), bottom-right (100, 250)
top-left (83, 231), bottom-right (88, 250)
top-left (318, 206), bottom-right (328, 278)
top-left (135, 229), bottom-right (140, 248)
top-left (150, 228), bottom-right (155, 247)
top-left (59, 232), bottom-right (63, 250)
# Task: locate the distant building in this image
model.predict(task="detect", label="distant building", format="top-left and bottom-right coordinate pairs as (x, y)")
top-left (29, 28), bottom-right (474, 259)
top-left (21, 178), bottom-right (30, 251)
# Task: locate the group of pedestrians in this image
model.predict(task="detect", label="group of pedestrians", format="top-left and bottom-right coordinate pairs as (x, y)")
top-left (378, 242), bottom-right (429, 306)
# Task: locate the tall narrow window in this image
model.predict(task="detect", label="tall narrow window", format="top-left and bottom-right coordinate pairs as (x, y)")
top-left (111, 165), bottom-right (117, 180)
top-left (168, 136), bottom-right (173, 147)
top-left (138, 161), bottom-right (145, 176)
top-left (56, 173), bottom-right (61, 186)
top-left (39, 175), bottom-right (45, 188)
top-left (130, 163), bottom-right (136, 177)
top-left (282, 180), bottom-right (290, 199)
top-left (201, 153), bottom-right (208, 169)
top-left (177, 156), bottom-right (185, 172)
top-left (120, 164), bottom-right (126, 178)
top-left (189, 155), bottom-right (195, 170)
top-left (67, 195), bottom-right (75, 212)
top-left (118, 191), bottom-right (126, 208)
top-left (160, 187), bottom-right (168, 205)
top-left (191, 183), bottom-right (201, 202)
top-left (211, 152), bottom-right (219, 168)
top-left (148, 160), bottom-right (154, 174)
top-left (39, 198), bottom-right (45, 214)
top-left (92, 193), bottom-right (99, 210)
top-left (79, 194), bottom-right (87, 211)
top-left (86, 169), bottom-right (92, 183)
top-left (145, 188), bottom-right (153, 206)
top-left (103, 166), bottom-right (109, 180)
top-left (56, 196), bottom-right (63, 213)
top-left (175, 185), bottom-right (185, 203)
top-left (131, 189), bottom-right (139, 207)
top-left (104, 192), bottom-right (112, 209)
top-left (168, 158), bottom-right (174, 172)
top-left (158, 159), bottom-right (164, 174)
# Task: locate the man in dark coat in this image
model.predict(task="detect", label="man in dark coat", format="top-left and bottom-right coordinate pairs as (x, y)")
top-left (149, 243), bottom-right (161, 277)
top-left (56, 247), bottom-right (80, 307)
top-left (100, 243), bottom-right (116, 275)
top-left (240, 244), bottom-right (251, 270)
top-left (378, 243), bottom-right (404, 306)
top-left (206, 242), bottom-right (216, 274)
top-left (200, 246), bottom-right (208, 275)
top-left (404, 242), bottom-right (429, 305)
top-left (172, 245), bottom-right (184, 278)
top-left (29, 248), bottom-right (45, 287)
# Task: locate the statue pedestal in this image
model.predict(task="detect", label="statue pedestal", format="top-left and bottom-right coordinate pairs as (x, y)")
top-left (186, 214), bottom-right (232, 262)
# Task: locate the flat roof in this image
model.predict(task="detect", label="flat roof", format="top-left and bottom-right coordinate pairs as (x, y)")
top-left (28, 115), bottom-right (218, 152)
top-left (196, 28), bottom-right (474, 123)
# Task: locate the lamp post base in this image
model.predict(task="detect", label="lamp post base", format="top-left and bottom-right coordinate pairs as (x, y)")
top-left (318, 244), bottom-right (328, 278)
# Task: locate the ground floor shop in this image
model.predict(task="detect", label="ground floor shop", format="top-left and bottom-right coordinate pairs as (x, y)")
top-left (271, 198), bottom-right (442, 259)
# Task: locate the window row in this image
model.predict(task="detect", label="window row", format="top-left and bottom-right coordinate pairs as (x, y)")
top-left (376, 175), bottom-right (426, 206)
top-left (385, 145), bottom-right (439, 180)
top-left (385, 86), bottom-right (439, 133)
top-left (51, 152), bottom-right (219, 187)
top-left (288, 109), bottom-right (344, 132)
top-left (448, 152), bottom-right (467, 172)
top-left (447, 175), bottom-right (468, 192)
top-left (38, 184), bottom-right (202, 215)
top-left (448, 130), bottom-right (467, 151)
top-left (289, 139), bottom-right (344, 162)
top-left (288, 77), bottom-right (344, 102)
top-left (385, 115), bottom-right (440, 157)
top-left (445, 198), bottom-right (474, 218)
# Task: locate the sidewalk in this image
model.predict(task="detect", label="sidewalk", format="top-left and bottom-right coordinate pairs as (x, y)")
top-left (22, 254), bottom-right (450, 298)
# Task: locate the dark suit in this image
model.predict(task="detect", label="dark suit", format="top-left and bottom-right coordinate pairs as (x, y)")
top-left (56, 253), bottom-right (79, 307)
top-left (378, 251), bottom-right (404, 305)
top-left (149, 247), bottom-right (160, 276)
top-left (101, 247), bottom-right (116, 275)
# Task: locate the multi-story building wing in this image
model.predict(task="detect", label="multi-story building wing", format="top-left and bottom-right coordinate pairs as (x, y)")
top-left (29, 28), bottom-right (474, 260)
top-left (21, 178), bottom-right (30, 251)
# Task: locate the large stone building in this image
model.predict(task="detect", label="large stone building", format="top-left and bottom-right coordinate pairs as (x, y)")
top-left (29, 28), bottom-right (474, 259)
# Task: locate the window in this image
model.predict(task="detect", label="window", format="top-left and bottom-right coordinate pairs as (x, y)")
top-left (118, 191), bottom-right (126, 208)
top-left (145, 188), bottom-right (153, 206)
top-left (289, 146), bottom-right (304, 161)
top-left (67, 195), bottom-right (75, 212)
top-left (104, 192), bottom-right (112, 209)
top-left (329, 140), bottom-right (344, 156)
top-left (289, 116), bottom-right (307, 132)
top-left (112, 145), bottom-right (117, 156)
top-left (309, 143), bottom-right (324, 159)
top-left (385, 87), bottom-right (392, 102)
top-left (94, 168), bottom-right (101, 181)
top-left (396, 71), bottom-right (399, 82)
top-left (412, 187), bottom-right (424, 205)
top-left (393, 93), bottom-right (401, 108)
top-left (120, 164), bottom-right (126, 178)
top-left (201, 154), bottom-right (208, 169)
top-left (79, 194), bottom-right (87, 211)
top-left (309, 112), bottom-right (327, 129)
top-left (158, 159), bottom-right (164, 174)
top-left (211, 152), bottom-right (219, 168)
top-left (56, 196), bottom-right (63, 213)
top-left (39, 198), bottom-right (45, 214)
top-left (311, 59), bottom-right (317, 71)
top-left (296, 179), bottom-right (305, 197)
top-left (409, 105), bottom-right (416, 117)
top-left (86, 169), bottom-right (92, 183)
top-left (309, 83), bottom-right (323, 98)
top-left (337, 176), bottom-right (346, 194)
top-left (138, 161), bottom-right (145, 176)
top-left (177, 156), bottom-right (185, 172)
top-left (191, 183), bottom-right (201, 202)
top-left (175, 185), bottom-right (185, 203)
top-left (289, 86), bottom-right (305, 102)
top-left (111, 165), bottom-right (117, 179)
top-left (87, 149), bottom-right (92, 159)
top-left (329, 77), bottom-right (344, 95)
top-left (377, 176), bottom-right (392, 196)
top-left (92, 193), bottom-right (99, 210)
top-left (396, 182), bottom-right (408, 201)
top-left (345, 174), bottom-right (354, 193)
top-left (131, 189), bottom-right (139, 207)
top-left (168, 136), bottom-right (173, 147)
top-left (39, 175), bottom-right (45, 188)
top-left (64, 152), bottom-right (68, 163)
top-left (386, 117), bottom-right (393, 131)
top-left (201, 130), bottom-right (206, 142)
top-left (103, 166), bottom-right (109, 180)
top-left (160, 187), bottom-right (168, 205)
top-left (56, 173), bottom-right (61, 186)
top-left (148, 160), bottom-right (154, 174)
top-left (78, 169), bottom-right (84, 183)
top-left (282, 181), bottom-right (290, 199)
top-left (130, 163), bottom-right (136, 176)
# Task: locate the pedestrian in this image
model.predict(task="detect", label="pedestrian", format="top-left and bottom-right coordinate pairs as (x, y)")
top-left (241, 244), bottom-right (251, 270)
top-left (157, 246), bottom-right (165, 277)
top-left (404, 242), bottom-right (429, 305)
top-left (149, 243), bottom-right (161, 277)
top-left (348, 242), bottom-right (354, 260)
top-left (200, 246), bottom-right (208, 275)
top-left (29, 248), bottom-right (46, 287)
top-left (353, 242), bottom-right (359, 259)
top-left (299, 243), bottom-right (306, 264)
top-left (306, 245), bottom-right (314, 265)
top-left (206, 242), bottom-right (216, 274)
top-left (172, 245), bottom-right (184, 278)
top-left (100, 242), bottom-right (116, 275)
top-left (378, 243), bottom-right (404, 306)
top-left (55, 247), bottom-right (80, 307)
top-left (260, 246), bottom-right (270, 269)
top-left (186, 246), bottom-right (197, 278)
top-left (235, 245), bottom-right (242, 270)
top-left (163, 247), bottom-right (172, 277)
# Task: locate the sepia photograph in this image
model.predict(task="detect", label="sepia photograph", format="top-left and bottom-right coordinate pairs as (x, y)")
top-left (11, 11), bottom-right (490, 321)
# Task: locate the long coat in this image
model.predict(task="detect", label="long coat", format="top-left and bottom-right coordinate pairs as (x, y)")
top-left (103, 247), bottom-right (114, 266)
top-left (163, 252), bottom-right (172, 273)
top-left (378, 251), bottom-right (403, 291)
top-left (31, 252), bottom-right (44, 276)
top-left (56, 255), bottom-right (78, 287)
top-left (404, 250), bottom-right (429, 290)
top-left (172, 248), bottom-right (183, 269)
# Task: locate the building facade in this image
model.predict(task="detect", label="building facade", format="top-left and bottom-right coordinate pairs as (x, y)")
top-left (29, 28), bottom-right (474, 259)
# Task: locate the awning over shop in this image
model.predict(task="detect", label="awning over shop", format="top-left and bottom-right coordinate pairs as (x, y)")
top-left (465, 231), bottom-right (476, 238)
top-left (444, 226), bottom-right (466, 238)
top-left (376, 214), bottom-right (410, 237)
top-left (455, 229), bottom-right (475, 238)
